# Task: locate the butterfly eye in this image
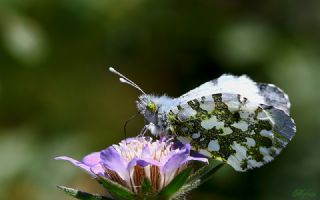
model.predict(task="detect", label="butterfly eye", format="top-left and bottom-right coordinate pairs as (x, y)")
top-left (146, 102), bottom-right (158, 113)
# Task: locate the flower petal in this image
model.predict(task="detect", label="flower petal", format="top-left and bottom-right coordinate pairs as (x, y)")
top-left (90, 164), bottom-right (105, 176)
top-left (83, 152), bottom-right (101, 167)
top-left (100, 147), bottom-right (128, 181)
top-left (139, 144), bottom-right (162, 166)
top-left (55, 156), bottom-right (96, 177)
top-left (127, 157), bottom-right (161, 170)
top-left (161, 144), bottom-right (191, 184)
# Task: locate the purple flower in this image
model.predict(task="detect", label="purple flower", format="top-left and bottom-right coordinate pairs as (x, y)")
top-left (55, 136), bottom-right (207, 194)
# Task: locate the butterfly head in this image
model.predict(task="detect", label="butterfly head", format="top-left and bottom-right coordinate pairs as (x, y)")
top-left (136, 95), bottom-right (158, 123)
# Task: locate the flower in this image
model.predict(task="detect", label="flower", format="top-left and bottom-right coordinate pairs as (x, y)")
top-left (55, 136), bottom-right (207, 195)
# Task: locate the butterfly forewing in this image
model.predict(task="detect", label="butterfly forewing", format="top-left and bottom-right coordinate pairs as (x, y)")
top-left (167, 93), bottom-right (295, 171)
top-left (257, 83), bottom-right (291, 114)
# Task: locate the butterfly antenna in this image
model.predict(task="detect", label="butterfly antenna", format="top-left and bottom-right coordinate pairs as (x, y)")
top-left (109, 67), bottom-right (146, 94)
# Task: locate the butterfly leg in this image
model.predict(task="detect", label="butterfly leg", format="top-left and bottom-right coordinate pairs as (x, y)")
top-left (139, 123), bottom-right (153, 136)
top-left (139, 125), bottom-right (147, 136)
top-left (139, 123), bottom-right (158, 136)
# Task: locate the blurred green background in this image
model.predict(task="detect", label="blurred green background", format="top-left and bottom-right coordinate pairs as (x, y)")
top-left (0, 0), bottom-right (319, 200)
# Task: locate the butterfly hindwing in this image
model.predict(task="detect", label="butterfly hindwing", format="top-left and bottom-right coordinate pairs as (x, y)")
top-left (167, 93), bottom-right (295, 171)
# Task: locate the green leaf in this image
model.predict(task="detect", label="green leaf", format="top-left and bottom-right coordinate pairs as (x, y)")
top-left (187, 158), bottom-right (224, 185)
top-left (158, 167), bottom-right (193, 200)
top-left (97, 176), bottom-right (137, 200)
top-left (57, 185), bottom-right (112, 200)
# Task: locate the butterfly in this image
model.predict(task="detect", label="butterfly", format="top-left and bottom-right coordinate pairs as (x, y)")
top-left (109, 67), bottom-right (296, 171)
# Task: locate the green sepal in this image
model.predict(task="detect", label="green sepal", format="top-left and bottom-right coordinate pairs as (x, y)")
top-left (167, 159), bottom-right (224, 200)
top-left (139, 178), bottom-right (157, 200)
top-left (158, 167), bottom-right (193, 200)
top-left (187, 158), bottom-right (224, 185)
top-left (141, 178), bottom-right (154, 197)
top-left (141, 178), bottom-right (152, 193)
top-left (57, 185), bottom-right (112, 200)
top-left (97, 176), bottom-right (137, 200)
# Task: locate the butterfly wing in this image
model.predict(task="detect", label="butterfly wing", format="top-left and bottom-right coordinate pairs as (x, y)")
top-left (177, 74), bottom-right (265, 104)
top-left (167, 93), bottom-right (296, 171)
top-left (257, 83), bottom-right (291, 114)
top-left (177, 74), bottom-right (291, 114)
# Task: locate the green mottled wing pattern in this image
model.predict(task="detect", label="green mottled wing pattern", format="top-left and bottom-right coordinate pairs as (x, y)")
top-left (167, 93), bottom-right (296, 171)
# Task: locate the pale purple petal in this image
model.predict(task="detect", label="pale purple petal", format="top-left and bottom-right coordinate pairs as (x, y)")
top-left (125, 143), bottom-right (162, 174)
top-left (127, 157), bottom-right (161, 170)
top-left (90, 164), bottom-right (105, 176)
top-left (141, 144), bottom-right (152, 157)
top-left (100, 147), bottom-right (128, 180)
top-left (127, 158), bottom-right (142, 170)
top-left (139, 144), bottom-right (162, 166)
top-left (55, 156), bottom-right (95, 177)
top-left (162, 144), bottom-right (191, 175)
top-left (83, 152), bottom-right (101, 167)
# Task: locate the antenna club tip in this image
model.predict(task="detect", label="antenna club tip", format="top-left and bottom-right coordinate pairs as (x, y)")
top-left (109, 67), bottom-right (116, 72)
top-left (119, 78), bottom-right (127, 83)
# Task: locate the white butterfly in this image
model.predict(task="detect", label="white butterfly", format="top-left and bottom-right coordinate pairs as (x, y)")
top-left (109, 67), bottom-right (296, 171)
